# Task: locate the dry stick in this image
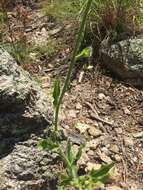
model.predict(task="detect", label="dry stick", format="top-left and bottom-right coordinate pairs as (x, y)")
top-left (85, 101), bottom-right (113, 126)
top-left (54, 0), bottom-right (93, 132)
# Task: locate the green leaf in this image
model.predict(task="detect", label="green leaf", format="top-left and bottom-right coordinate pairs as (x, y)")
top-left (53, 79), bottom-right (61, 107)
top-left (66, 141), bottom-right (74, 164)
top-left (38, 139), bottom-right (59, 151)
top-left (58, 186), bottom-right (64, 190)
top-left (74, 144), bottom-right (85, 163)
top-left (59, 175), bottom-right (72, 187)
top-left (38, 139), bottom-right (49, 149)
top-left (90, 163), bottom-right (114, 181)
top-left (76, 46), bottom-right (93, 60)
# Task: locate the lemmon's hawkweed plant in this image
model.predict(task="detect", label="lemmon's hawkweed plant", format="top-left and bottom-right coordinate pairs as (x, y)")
top-left (39, 0), bottom-right (114, 189)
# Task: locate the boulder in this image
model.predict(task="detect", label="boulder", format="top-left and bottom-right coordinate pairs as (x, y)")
top-left (0, 139), bottom-right (60, 190)
top-left (0, 47), bottom-right (53, 153)
top-left (0, 47), bottom-right (52, 135)
top-left (100, 35), bottom-right (143, 87)
top-left (0, 48), bottom-right (59, 190)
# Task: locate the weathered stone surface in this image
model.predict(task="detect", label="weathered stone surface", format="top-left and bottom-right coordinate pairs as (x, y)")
top-left (0, 138), bottom-right (60, 190)
top-left (0, 48), bottom-right (52, 131)
top-left (0, 47), bottom-right (53, 154)
top-left (0, 48), bottom-right (58, 190)
top-left (100, 35), bottom-right (143, 87)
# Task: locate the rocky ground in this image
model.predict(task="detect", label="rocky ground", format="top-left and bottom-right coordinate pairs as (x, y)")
top-left (0, 1), bottom-right (143, 190)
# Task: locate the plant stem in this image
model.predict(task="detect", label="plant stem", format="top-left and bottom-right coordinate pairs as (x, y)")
top-left (54, 0), bottom-right (93, 131)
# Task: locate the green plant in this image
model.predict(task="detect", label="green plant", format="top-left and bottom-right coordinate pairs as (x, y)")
top-left (54, 0), bottom-right (93, 132)
top-left (42, 0), bottom-right (81, 21)
top-left (32, 39), bottom-right (56, 58)
top-left (0, 11), bottom-right (6, 24)
top-left (39, 139), bottom-right (114, 190)
top-left (39, 0), bottom-right (114, 189)
top-left (2, 40), bottom-right (31, 64)
top-left (87, 0), bottom-right (143, 41)
top-left (11, 41), bottom-right (30, 64)
top-left (43, 0), bottom-right (143, 42)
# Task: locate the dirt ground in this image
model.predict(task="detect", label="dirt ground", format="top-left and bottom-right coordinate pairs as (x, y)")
top-left (1, 1), bottom-right (143, 189)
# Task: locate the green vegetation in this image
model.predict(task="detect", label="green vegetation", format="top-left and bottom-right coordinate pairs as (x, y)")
top-left (39, 0), bottom-right (114, 189)
top-left (0, 11), bottom-right (6, 24)
top-left (32, 39), bottom-right (56, 58)
top-left (1, 41), bottom-right (31, 64)
top-left (39, 140), bottom-right (114, 190)
top-left (43, 0), bottom-right (143, 41)
top-left (42, 0), bottom-right (80, 20)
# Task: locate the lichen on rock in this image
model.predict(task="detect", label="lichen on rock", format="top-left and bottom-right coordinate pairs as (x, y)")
top-left (100, 35), bottom-right (143, 87)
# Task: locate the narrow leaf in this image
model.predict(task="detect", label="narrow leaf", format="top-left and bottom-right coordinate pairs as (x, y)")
top-left (90, 163), bottom-right (114, 180)
top-left (74, 144), bottom-right (85, 163)
top-left (66, 141), bottom-right (74, 164)
top-left (53, 79), bottom-right (60, 107)
top-left (60, 175), bottom-right (72, 187)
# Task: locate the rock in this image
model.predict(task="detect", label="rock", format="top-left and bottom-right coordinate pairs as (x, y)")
top-left (0, 48), bottom-right (53, 153)
top-left (132, 131), bottom-right (143, 138)
top-left (100, 35), bottom-right (143, 87)
top-left (85, 162), bottom-right (101, 172)
top-left (123, 107), bottom-right (130, 115)
top-left (77, 151), bottom-right (89, 165)
top-left (0, 139), bottom-right (60, 190)
top-left (124, 136), bottom-right (134, 147)
top-left (87, 150), bottom-right (95, 156)
top-left (98, 93), bottom-right (106, 100)
top-left (0, 48), bottom-right (56, 189)
top-left (101, 147), bottom-right (109, 154)
top-left (86, 137), bottom-right (104, 150)
top-left (114, 154), bottom-right (122, 162)
top-left (68, 109), bottom-right (77, 118)
top-left (75, 102), bottom-right (82, 110)
top-left (48, 27), bottom-right (62, 35)
top-left (75, 123), bottom-right (90, 134)
top-left (88, 127), bottom-right (102, 137)
top-left (108, 166), bottom-right (120, 182)
top-left (106, 186), bottom-right (123, 190)
top-left (97, 151), bottom-right (113, 163)
top-left (110, 144), bottom-right (120, 153)
top-left (115, 127), bottom-right (123, 134)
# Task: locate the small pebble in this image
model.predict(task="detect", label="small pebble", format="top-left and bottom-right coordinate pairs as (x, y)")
top-left (88, 127), bottom-right (102, 137)
top-left (115, 127), bottom-right (123, 134)
top-left (110, 144), bottom-right (119, 153)
top-left (75, 102), bottom-right (82, 110)
top-left (98, 93), bottom-right (106, 100)
top-left (114, 154), bottom-right (122, 162)
top-left (75, 123), bottom-right (90, 134)
top-left (124, 136), bottom-right (134, 147)
top-left (68, 110), bottom-right (77, 118)
top-left (85, 162), bottom-right (101, 172)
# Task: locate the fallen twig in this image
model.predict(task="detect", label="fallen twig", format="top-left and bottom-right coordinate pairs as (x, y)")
top-left (85, 101), bottom-right (113, 126)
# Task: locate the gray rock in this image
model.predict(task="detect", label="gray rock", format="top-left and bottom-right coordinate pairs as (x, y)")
top-left (0, 48), bottom-right (60, 190)
top-left (0, 139), bottom-right (60, 190)
top-left (0, 47), bottom-right (53, 154)
top-left (100, 35), bottom-right (143, 87)
top-left (0, 49), bottom-right (52, 136)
